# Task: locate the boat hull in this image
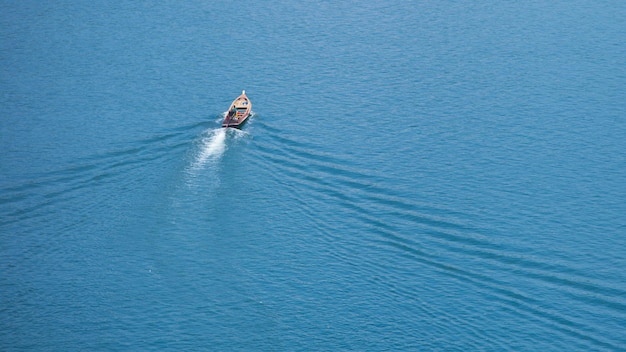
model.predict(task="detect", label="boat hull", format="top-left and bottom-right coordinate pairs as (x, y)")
top-left (222, 91), bottom-right (252, 129)
top-left (221, 114), bottom-right (250, 128)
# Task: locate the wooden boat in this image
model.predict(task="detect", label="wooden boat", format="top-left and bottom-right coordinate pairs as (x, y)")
top-left (222, 90), bottom-right (252, 128)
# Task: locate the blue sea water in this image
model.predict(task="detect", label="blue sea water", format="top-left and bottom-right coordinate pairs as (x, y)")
top-left (1, 0), bottom-right (626, 350)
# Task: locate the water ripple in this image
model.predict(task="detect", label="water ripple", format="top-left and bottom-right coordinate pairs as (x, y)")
top-left (249, 122), bottom-right (626, 350)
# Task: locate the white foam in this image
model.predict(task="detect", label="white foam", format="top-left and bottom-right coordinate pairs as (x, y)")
top-left (192, 128), bottom-right (227, 169)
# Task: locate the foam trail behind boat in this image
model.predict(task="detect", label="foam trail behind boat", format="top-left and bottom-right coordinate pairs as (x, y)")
top-left (191, 127), bottom-right (227, 170)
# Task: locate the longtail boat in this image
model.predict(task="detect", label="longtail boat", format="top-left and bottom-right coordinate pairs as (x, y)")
top-left (222, 90), bottom-right (252, 128)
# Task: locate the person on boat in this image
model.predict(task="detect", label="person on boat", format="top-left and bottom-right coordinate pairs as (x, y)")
top-left (229, 106), bottom-right (236, 118)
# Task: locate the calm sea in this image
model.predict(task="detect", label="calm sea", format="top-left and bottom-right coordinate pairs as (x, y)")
top-left (2, 1), bottom-right (625, 350)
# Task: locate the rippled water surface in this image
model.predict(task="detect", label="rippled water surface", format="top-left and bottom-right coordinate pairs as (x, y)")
top-left (2, 1), bottom-right (625, 350)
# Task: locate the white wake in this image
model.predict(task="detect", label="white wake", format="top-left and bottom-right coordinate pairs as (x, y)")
top-left (191, 128), bottom-right (227, 169)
